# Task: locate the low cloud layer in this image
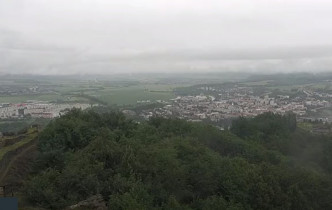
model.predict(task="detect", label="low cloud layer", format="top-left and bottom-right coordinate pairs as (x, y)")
top-left (1, 0), bottom-right (332, 74)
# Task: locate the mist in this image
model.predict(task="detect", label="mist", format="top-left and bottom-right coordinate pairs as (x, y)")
top-left (1, 0), bottom-right (332, 75)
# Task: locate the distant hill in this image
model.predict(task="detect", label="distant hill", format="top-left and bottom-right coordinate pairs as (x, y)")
top-left (246, 72), bottom-right (332, 85)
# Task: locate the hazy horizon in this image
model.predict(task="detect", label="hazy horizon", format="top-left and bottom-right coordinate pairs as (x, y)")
top-left (1, 0), bottom-right (332, 75)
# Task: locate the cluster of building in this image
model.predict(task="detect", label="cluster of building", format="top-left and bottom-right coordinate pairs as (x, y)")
top-left (138, 86), bottom-right (332, 122)
top-left (0, 101), bottom-right (91, 119)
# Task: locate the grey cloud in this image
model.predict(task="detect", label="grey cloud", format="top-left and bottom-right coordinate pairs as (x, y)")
top-left (0, 0), bottom-right (332, 74)
top-left (0, 29), bottom-right (75, 52)
top-left (98, 46), bottom-right (332, 61)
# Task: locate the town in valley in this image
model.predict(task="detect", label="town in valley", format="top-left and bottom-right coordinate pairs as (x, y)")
top-left (0, 73), bottom-right (331, 133)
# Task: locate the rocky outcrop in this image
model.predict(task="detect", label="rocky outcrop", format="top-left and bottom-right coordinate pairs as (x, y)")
top-left (68, 194), bottom-right (107, 210)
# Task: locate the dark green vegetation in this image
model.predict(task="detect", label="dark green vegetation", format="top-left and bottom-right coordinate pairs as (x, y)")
top-left (0, 118), bottom-right (50, 134)
top-left (0, 120), bottom-right (31, 134)
top-left (23, 109), bottom-right (332, 209)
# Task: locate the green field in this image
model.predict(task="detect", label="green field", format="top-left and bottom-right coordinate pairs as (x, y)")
top-left (298, 122), bottom-right (313, 131)
top-left (0, 87), bottom-right (174, 105)
top-left (94, 85), bottom-right (176, 105)
top-left (266, 81), bottom-right (332, 92)
top-left (0, 79), bottom-right (183, 105)
top-left (55, 83), bottom-right (179, 105)
top-left (241, 80), bottom-right (272, 86)
top-left (0, 76), bottom-right (330, 107)
top-left (0, 94), bottom-right (92, 104)
top-left (266, 85), bottom-right (305, 91)
top-left (0, 94), bottom-right (66, 103)
top-left (307, 82), bottom-right (332, 90)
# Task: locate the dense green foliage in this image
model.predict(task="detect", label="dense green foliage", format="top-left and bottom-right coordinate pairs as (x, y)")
top-left (0, 120), bottom-right (30, 134)
top-left (24, 110), bottom-right (332, 209)
top-left (230, 113), bottom-right (297, 153)
top-left (0, 118), bottom-right (50, 135)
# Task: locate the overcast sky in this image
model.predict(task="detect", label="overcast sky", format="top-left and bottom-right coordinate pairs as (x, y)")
top-left (1, 0), bottom-right (332, 75)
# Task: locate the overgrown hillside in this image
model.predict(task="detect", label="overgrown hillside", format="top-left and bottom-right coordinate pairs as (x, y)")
top-left (0, 127), bottom-right (38, 194)
top-left (24, 109), bottom-right (332, 209)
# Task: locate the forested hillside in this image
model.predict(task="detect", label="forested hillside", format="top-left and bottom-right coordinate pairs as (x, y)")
top-left (24, 109), bottom-right (332, 209)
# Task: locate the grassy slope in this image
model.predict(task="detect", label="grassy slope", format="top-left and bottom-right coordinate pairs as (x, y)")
top-left (0, 143), bottom-right (37, 184)
top-left (0, 129), bottom-right (38, 161)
